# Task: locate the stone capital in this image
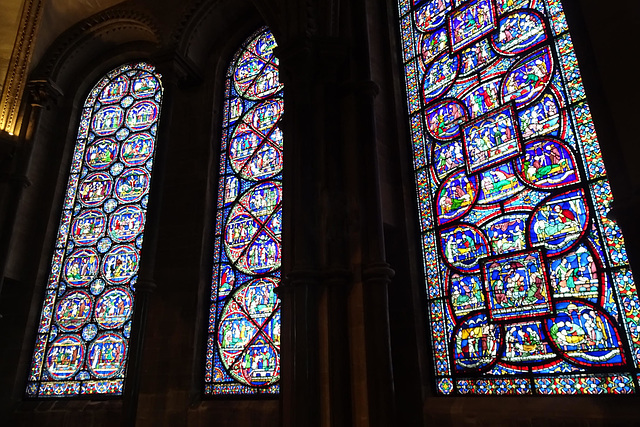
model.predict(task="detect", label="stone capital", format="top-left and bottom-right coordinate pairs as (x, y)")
top-left (362, 262), bottom-right (395, 287)
top-left (26, 79), bottom-right (62, 109)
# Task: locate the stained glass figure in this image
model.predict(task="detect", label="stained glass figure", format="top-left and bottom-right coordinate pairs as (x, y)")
top-left (26, 62), bottom-right (163, 398)
top-left (398, 0), bottom-right (640, 395)
top-left (205, 27), bottom-right (283, 396)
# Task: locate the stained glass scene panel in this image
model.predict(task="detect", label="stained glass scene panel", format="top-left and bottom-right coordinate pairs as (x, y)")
top-left (205, 27), bottom-right (283, 396)
top-left (399, 0), bottom-right (640, 395)
top-left (26, 62), bottom-right (163, 398)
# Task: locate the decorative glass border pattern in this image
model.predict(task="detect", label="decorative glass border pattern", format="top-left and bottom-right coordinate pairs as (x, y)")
top-left (204, 27), bottom-right (283, 396)
top-left (398, 0), bottom-right (640, 395)
top-left (26, 62), bottom-right (163, 398)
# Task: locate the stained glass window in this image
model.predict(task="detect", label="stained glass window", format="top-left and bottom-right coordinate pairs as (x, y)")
top-left (26, 62), bottom-right (163, 397)
top-left (204, 27), bottom-right (283, 396)
top-left (398, 0), bottom-right (640, 395)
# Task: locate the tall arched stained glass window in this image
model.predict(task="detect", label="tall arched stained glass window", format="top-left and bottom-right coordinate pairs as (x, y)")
top-left (26, 62), bottom-right (163, 397)
top-left (205, 27), bottom-right (283, 396)
top-left (398, 0), bottom-right (640, 395)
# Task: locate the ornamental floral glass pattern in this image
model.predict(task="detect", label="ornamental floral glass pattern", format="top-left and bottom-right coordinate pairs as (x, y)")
top-left (205, 27), bottom-right (283, 396)
top-left (26, 62), bottom-right (163, 398)
top-left (398, 0), bottom-right (640, 395)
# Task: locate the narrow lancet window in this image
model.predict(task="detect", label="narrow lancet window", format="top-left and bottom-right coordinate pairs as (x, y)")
top-left (205, 28), bottom-right (283, 396)
top-left (26, 62), bottom-right (163, 397)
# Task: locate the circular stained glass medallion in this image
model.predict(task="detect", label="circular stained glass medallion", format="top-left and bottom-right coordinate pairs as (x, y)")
top-left (114, 168), bottom-right (150, 203)
top-left (70, 209), bottom-right (106, 246)
top-left (121, 95), bottom-right (134, 108)
top-left (120, 133), bottom-right (154, 166)
top-left (131, 73), bottom-right (159, 98)
top-left (126, 101), bottom-right (158, 132)
top-left (45, 335), bottom-right (85, 380)
top-left (92, 106), bottom-right (124, 136)
top-left (108, 205), bottom-right (145, 243)
top-left (94, 288), bottom-right (133, 329)
top-left (54, 290), bottom-right (93, 332)
top-left (63, 248), bottom-right (99, 286)
top-left (82, 323), bottom-right (98, 341)
top-left (90, 278), bottom-right (106, 296)
top-left (78, 172), bottom-right (113, 207)
top-left (85, 138), bottom-right (118, 170)
top-left (99, 75), bottom-right (129, 104)
top-left (87, 333), bottom-right (127, 378)
top-left (97, 237), bottom-right (112, 253)
top-left (102, 244), bottom-right (139, 285)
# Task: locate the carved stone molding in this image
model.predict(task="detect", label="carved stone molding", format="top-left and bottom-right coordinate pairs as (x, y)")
top-left (33, 8), bottom-right (162, 83)
top-left (362, 262), bottom-right (395, 287)
top-left (282, 267), bottom-right (322, 288)
top-left (323, 268), bottom-right (352, 287)
top-left (0, 0), bottom-right (46, 135)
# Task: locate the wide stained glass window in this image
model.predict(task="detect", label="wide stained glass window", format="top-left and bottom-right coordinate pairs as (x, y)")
top-left (204, 27), bottom-right (283, 396)
top-left (398, 0), bottom-right (640, 395)
top-left (26, 62), bottom-right (163, 397)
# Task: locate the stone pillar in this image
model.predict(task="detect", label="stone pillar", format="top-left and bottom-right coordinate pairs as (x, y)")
top-left (340, 75), bottom-right (396, 427)
top-left (278, 4), bottom-right (398, 421)
top-left (342, 0), bottom-right (398, 423)
top-left (0, 79), bottom-right (60, 309)
top-left (278, 38), bottom-right (323, 427)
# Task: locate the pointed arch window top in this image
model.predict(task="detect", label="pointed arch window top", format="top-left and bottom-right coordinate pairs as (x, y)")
top-left (205, 27), bottom-right (283, 397)
top-left (26, 62), bottom-right (163, 398)
top-left (233, 30), bottom-right (283, 100)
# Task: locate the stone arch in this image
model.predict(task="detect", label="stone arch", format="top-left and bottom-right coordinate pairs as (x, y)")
top-left (172, 0), bottom-right (284, 79)
top-left (31, 8), bottom-right (162, 99)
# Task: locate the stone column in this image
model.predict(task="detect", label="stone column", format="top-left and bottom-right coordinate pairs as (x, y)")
top-left (278, 8), bottom-right (398, 422)
top-left (339, 76), bottom-right (396, 427)
top-left (0, 79), bottom-right (60, 310)
top-left (278, 38), bottom-right (323, 427)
